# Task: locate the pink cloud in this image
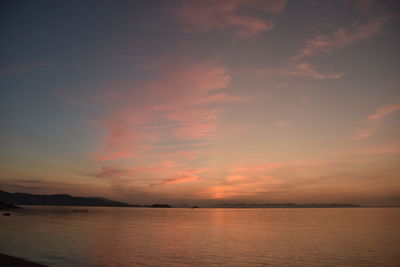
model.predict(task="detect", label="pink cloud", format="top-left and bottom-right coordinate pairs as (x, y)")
top-left (294, 17), bottom-right (389, 60)
top-left (94, 108), bottom-right (156, 161)
top-left (93, 59), bottom-right (243, 161)
top-left (257, 62), bottom-right (343, 80)
top-left (294, 62), bottom-right (343, 80)
top-left (195, 92), bottom-right (247, 105)
top-left (353, 127), bottom-right (378, 140)
top-left (368, 104), bottom-right (400, 120)
top-left (91, 58), bottom-right (247, 191)
top-left (176, 0), bottom-right (286, 38)
top-left (354, 104), bottom-right (400, 140)
top-left (166, 108), bottom-right (219, 139)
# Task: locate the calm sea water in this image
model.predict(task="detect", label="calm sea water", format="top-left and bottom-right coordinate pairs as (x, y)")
top-left (0, 207), bottom-right (399, 266)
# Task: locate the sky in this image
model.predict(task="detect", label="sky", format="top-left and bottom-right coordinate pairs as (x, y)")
top-left (0, 0), bottom-right (399, 206)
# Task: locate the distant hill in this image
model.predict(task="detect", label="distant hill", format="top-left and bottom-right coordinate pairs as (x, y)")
top-left (214, 203), bottom-right (360, 208)
top-left (0, 201), bottom-right (21, 210)
top-left (0, 189), bottom-right (133, 207)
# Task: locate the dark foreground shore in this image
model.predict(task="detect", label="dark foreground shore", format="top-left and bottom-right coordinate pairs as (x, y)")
top-left (0, 253), bottom-right (47, 267)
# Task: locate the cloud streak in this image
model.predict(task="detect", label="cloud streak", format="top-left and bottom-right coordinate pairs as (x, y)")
top-left (252, 62), bottom-right (344, 80)
top-left (294, 17), bottom-right (389, 60)
top-left (354, 104), bottom-right (400, 140)
top-left (176, 0), bottom-right (287, 38)
top-left (274, 62), bottom-right (343, 80)
top-left (368, 104), bottom-right (400, 120)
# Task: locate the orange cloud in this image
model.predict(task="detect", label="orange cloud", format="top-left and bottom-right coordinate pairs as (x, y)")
top-left (144, 167), bottom-right (210, 186)
top-left (202, 184), bottom-right (247, 199)
top-left (200, 175), bottom-right (283, 199)
top-left (294, 17), bottom-right (389, 60)
top-left (176, 0), bottom-right (286, 38)
top-left (160, 169), bottom-right (208, 185)
top-left (197, 161), bottom-right (285, 199)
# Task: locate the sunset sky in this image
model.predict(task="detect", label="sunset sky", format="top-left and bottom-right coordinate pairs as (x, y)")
top-left (1, 0), bottom-right (399, 206)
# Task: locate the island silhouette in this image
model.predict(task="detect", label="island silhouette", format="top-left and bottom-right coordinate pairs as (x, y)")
top-left (0, 189), bottom-right (361, 208)
top-left (0, 189), bottom-right (168, 208)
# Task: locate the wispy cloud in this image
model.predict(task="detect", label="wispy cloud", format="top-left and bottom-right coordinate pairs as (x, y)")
top-left (176, 0), bottom-right (287, 38)
top-left (354, 127), bottom-right (378, 140)
top-left (94, 162), bottom-right (208, 191)
top-left (259, 62), bottom-right (343, 80)
top-left (368, 104), bottom-right (400, 120)
top-left (354, 104), bottom-right (400, 140)
top-left (294, 17), bottom-right (389, 60)
top-left (294, 62), bottom-right (343, 80)
top-left (158, 169), bottom-right (208, 186)
top-left (275, 62), bottom-right (343, 80)
top-left (94, 59), bottom-right (243, 161)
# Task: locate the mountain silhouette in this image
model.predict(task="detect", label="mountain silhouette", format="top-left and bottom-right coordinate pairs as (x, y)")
top-left (0, 189), bottom-right (133, 207)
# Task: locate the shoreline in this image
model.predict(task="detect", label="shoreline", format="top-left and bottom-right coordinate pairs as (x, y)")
top-left (0, 253), bottom-right (47, 267)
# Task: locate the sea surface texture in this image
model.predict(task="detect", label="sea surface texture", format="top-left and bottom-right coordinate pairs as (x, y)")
top-left (0, 207), bottom-right (399, 266)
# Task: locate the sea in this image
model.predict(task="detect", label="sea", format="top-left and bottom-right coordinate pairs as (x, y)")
top-left (0, 206), bottom-right (399, 266)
